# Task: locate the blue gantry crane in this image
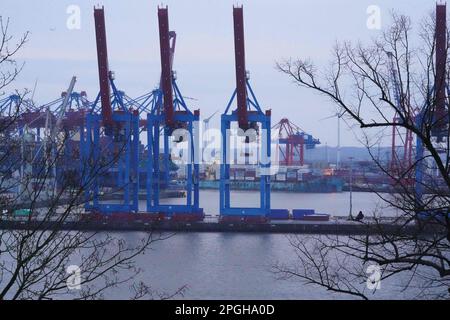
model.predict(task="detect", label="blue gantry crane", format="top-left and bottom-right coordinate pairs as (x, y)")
top-left (0, 94), bottom-right (35, 138)
top-left (145, 6), bottom-right (203, 221)
top-left (81, 6), bottom-right (140, 214)
top-left (0, 4), bottom-right (333, 224)
top-left (0, 94), bottom-right (37, 182)
top-left (219, 6), bottom-right (273, 222)
top-left (36, 78), bottom-right (91, 188)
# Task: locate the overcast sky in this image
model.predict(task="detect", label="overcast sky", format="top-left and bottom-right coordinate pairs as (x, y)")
top-left (1, 0), bottom-right (439, 146)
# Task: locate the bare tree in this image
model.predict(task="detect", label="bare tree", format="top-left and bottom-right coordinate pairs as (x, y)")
top-left (0, 17), bottom-right (28, 92)
top-left (0, 17), bottom-right (183, 300)
top-left (275, 10), bottom-right (450, 299)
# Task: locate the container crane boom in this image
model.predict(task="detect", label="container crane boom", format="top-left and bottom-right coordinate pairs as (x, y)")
top-left (159, 31), bottom-right (176, 91)
top-left (158, 7), bottom-right (175, 128)
top-left (233, 7), bottom-right (248, 129)
top-left (53, 76), bottom-right (77, 138)
top-left (434, 3), bottom-right (447, 141)
top-left (94, 7), bottom-right (113, 128)
top-left (386, 52), bottom-right (401, 108)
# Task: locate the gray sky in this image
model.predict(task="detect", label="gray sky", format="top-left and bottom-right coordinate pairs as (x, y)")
top-left (1, 0), bottom-right (438, 146)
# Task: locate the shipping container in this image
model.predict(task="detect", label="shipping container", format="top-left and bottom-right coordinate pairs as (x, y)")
top-left (292, 209), bottom-right (315, 219)
top-left (268, 209), bottom-right (290, 220)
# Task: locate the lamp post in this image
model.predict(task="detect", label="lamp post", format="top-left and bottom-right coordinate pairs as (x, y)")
top-left (348, 156), bottom-right (354, 220)
top-left (337, 114), bottom-right (341, 169)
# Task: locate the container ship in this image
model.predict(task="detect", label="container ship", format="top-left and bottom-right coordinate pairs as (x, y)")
top-left (198, 164), bottom-right (344, 193)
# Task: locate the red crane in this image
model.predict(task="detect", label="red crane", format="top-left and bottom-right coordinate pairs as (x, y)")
top-left (386, 51), bottom-right (414, 183)
top-left (272, 118), bottom-right (320, 166)
top-left (93, 7), bottom-right (113, 128)
top-left (233, 7), bottom-right (249, 130)
top-left (434, 3), bottom-right (447, 142)
top-left (158, 7), bottom-right (175, 128)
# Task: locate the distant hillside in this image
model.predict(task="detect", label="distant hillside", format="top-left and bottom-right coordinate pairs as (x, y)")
top-left (304, 146), bottom-right (392, 163)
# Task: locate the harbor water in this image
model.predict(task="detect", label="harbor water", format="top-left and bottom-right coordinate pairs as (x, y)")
top-left (102, 191), bottom-right (417, 299)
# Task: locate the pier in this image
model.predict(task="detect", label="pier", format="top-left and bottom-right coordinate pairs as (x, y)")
top-left (0, 216), bottom-right (442, 236)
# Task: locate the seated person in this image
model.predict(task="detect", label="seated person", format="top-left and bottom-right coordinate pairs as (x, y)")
top-left (355, 210), bottom-right (364, 221)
